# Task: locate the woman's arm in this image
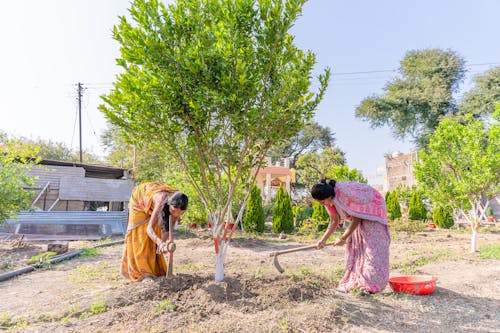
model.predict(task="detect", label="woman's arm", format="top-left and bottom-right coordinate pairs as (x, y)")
top-left (333, 216), bottom-right (361, 246)
top-left (316, 213), bottom-right (340, 249)
top-left (146, 192), bottom-right (165, 247)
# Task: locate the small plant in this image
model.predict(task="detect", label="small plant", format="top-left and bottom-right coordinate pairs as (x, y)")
top-left (254, 265), bottom-right (267, 279)
top-left (278, 317), bottom-right (289, 332)
top-left (156, 299), bottom-right (177, 313)
top-left (80, 300), bottom-right (107, 318)
top-left (27, 252), bottom-right (57, 265)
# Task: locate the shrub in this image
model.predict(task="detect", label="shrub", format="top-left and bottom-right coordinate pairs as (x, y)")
top-left (389, 217), bottom-right (427, 233)
top-left (408, 191), bottom-right (427, 221)
top-left (433, 206), bottom-right (454, 229)
top-left (243, 185), bottom-right (265, 233)
top-left (272, 186), bottom-right (294, 233)
top-left (293, 205), bottom-right (313, 229)
top-left (386, 191), bottom-right (402, 221)
top-left (311, 201), bottom-right (329, 222)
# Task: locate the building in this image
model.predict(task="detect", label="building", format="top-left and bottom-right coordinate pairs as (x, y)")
top-left (254, 158), bottom-right (296, 203)
top-left (385, 151), bottom-right (418, 191)
top-left (27, 159), bottom-right (135, 211)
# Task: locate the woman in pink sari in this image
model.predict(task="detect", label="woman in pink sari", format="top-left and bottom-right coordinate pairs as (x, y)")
top-left (311, 178), bottom-right (390, 295)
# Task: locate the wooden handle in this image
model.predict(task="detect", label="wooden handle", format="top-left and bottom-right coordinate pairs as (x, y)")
top-left (269, 242), bottom-right (335, 257)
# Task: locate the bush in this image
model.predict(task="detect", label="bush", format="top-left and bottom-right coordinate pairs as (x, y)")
top-left (408, 191), bottom-right (427, 221)
top-left (272, 186), bottom-right (294, 233)
top-left (311, 201), bottom-right (329, 221)
top-left (297, 218), bottom-right (329, 234)
top-left (243, 185), bottom-right (265, 233)
top-left (386, 191), bottom-right (402, 221)
top-left (433, 206), bottom-right (454, 229)
top-left (389, 217), bottom-right (427, 233)
top-left (292, 205), bottom-right (313, 229)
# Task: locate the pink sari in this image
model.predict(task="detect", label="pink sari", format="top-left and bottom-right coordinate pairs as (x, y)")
top-left (325, 181), bottom-right (390, 293)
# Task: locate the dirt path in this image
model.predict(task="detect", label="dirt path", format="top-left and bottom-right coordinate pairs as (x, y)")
top-left (0, 229), bottom-right (498, 332)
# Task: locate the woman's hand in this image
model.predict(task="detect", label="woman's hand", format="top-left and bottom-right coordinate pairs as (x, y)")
top-left (157, 242), bottom-right (169, 253)
top-left (333, 237), bottom-right (346, 246)
top-left (316, 240), bottom-right (326, 249)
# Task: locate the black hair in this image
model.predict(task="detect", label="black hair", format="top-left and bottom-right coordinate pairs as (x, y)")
top-left (310, 178), bottom-right (336, 200)
top-left (161, 191), bottom-right (189, 232)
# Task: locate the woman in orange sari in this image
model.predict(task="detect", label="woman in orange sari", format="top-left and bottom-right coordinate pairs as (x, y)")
top-left (121, 182), bottom-right (188, 282)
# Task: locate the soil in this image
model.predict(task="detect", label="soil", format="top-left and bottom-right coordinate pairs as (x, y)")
top-left (0, 228), bottom-right (498, 333)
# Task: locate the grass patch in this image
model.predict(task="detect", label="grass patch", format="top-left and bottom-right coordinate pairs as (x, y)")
top-left (0, 313), bottom-right (28, 330)
top-left (478, 244), bottom-right (500, 259)
top-left (78, 247), bottom-right (100, 258)
top-left (322, 265), bottom-right (344, 283)
top-left (67, 262), bottom-right (121, 284)
top-left (391, 248), bottom-right (453, 274)
top-left (288, 266), bottom-right (313, 280)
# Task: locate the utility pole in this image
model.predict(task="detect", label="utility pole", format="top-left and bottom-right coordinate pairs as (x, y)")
top-left (77, 82), bottom-right (83, 162)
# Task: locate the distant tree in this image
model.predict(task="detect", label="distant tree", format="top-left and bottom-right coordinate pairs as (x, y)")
top-left (0, 133), bottom-right (39, 224)
top-left (326, 165), bottom-right (367, 183)
top-left (414, 115), bottom-right (499, 252)
top-left (14, 136), bottom-right (103, 164)
top-left (272, 186), bottom-right (294, 233)
top-left (101, 124), bottom-right (166, 181)
top-left (356, 49), bottom-right (466, 147)
top-left (295, 147), bottom-right (346, 187)
top-left (408, 190), bottom-right (427, 220)
top-left (243, 185), bottom-right (265, 233)
top-left (100, 0), bottom-right (329, 281)
top-left (267, 121), bottom-right (342, 167)
top-left (458, 67), bottom-right (500, 118)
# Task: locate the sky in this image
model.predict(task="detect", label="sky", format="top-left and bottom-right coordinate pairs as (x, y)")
top-left (1, 0), bottom-right (499, 184)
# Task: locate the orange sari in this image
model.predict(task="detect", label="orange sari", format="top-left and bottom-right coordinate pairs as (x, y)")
top-left (121, 182), bottom-right (176, 282)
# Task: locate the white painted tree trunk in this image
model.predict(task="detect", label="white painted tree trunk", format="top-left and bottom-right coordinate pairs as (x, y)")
top-left (214, 240), bottom-right (228, 282)
top-left (470, 229), bottom-right (478, 253)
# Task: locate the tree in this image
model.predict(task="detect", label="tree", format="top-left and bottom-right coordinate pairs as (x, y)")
top-left (243, 185), bottom-right (265, 233)
top-left (408, 190), bottom-right (427, 221)
top-left (272, 185), bottom-right (294, 233)
top-left (295, 147), bottom-right (346, 187)
top-left (326, 165), bottom-right (367, 183)
top-left (9, 136), bottom-right (103, 164)
top-left (356, 49), bottom-right (466, 147)
top-left (458, 67), bottom-right (500, 118)
top-left (100, 0), bottom-right (329, 281)
top-left (267, 121), bottom-right (341, 167)
top-left (414, 115), bottom-right (500, 252)
top-left (0, 133), bottom-right (39, 225)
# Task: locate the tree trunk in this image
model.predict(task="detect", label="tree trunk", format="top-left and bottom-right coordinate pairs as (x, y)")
top-left (470, 229), bottom-right (478, 253)
top-left (214, 240), bottom-right (228, 282)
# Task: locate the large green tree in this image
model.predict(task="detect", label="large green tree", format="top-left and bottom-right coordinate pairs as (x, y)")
top-left (414, 114), bottom-right (500, 252)
top-left (356, 49), bottom-right (466, 147)
top-left (0, 133), bottom-right (39, 225)
top-left (100, 0), bottom-right (329, 281)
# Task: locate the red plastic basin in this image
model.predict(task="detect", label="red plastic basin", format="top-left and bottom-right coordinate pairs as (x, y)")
top-left (389, 275), bottom-right (437, 295)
